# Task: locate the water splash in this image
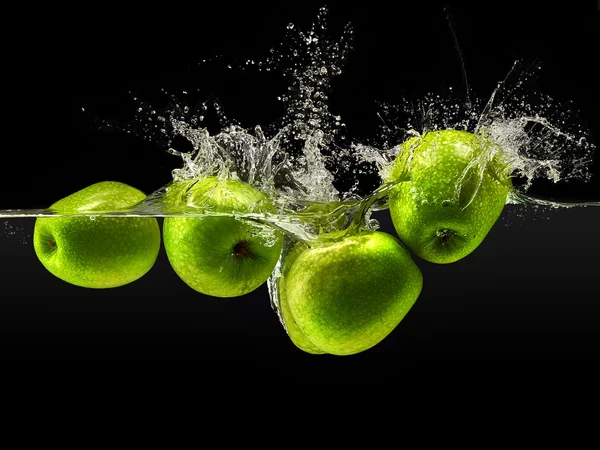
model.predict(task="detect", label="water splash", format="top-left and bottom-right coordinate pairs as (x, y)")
top-left (3, 8), bottom-right (372, 244)
top-left (357, 59), bottom-right (598, 210)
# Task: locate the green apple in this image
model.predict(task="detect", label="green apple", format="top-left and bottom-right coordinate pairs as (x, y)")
top-left (283, 231), bottom-right (423, 356)
top-left (162, 176), bottom-right (284, 297)
top-left (33, 181), bottom-right (161, 288)
top-left (387, 129), bottom-right (512, 264)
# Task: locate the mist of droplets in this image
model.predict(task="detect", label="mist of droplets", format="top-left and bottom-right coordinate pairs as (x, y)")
top-left (0, 221), bottom-right (29, 244)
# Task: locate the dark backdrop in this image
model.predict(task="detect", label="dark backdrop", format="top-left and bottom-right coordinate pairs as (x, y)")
top-left (1, 1), bottom-right (599, 376)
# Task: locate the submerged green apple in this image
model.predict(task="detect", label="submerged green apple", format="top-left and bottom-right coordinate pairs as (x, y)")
top-left (387, 129), bottom-right (513, 264)
top-left (33, 181), bottom-right (161, 288)
top-left (162, 176), bottom-right (284, 297)
top-left (282, 231), bottom-right (423, 356)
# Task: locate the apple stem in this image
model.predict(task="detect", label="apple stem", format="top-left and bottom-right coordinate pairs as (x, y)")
top-left (233, 241), bottom-right (250, 257)
top-left (436, 229), bottom-right (455, 245)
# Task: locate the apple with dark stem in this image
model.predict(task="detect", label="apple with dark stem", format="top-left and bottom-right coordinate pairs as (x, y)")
top-left (162, 176), bottom-right (284, 297)
top-left (387, 129), bottom-right (513, 264)
top-left (33, 181), bottom-right (161, 288)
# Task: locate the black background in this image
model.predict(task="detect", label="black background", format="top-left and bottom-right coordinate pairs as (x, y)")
top-left (1, 1), bottom-right (599, 376)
